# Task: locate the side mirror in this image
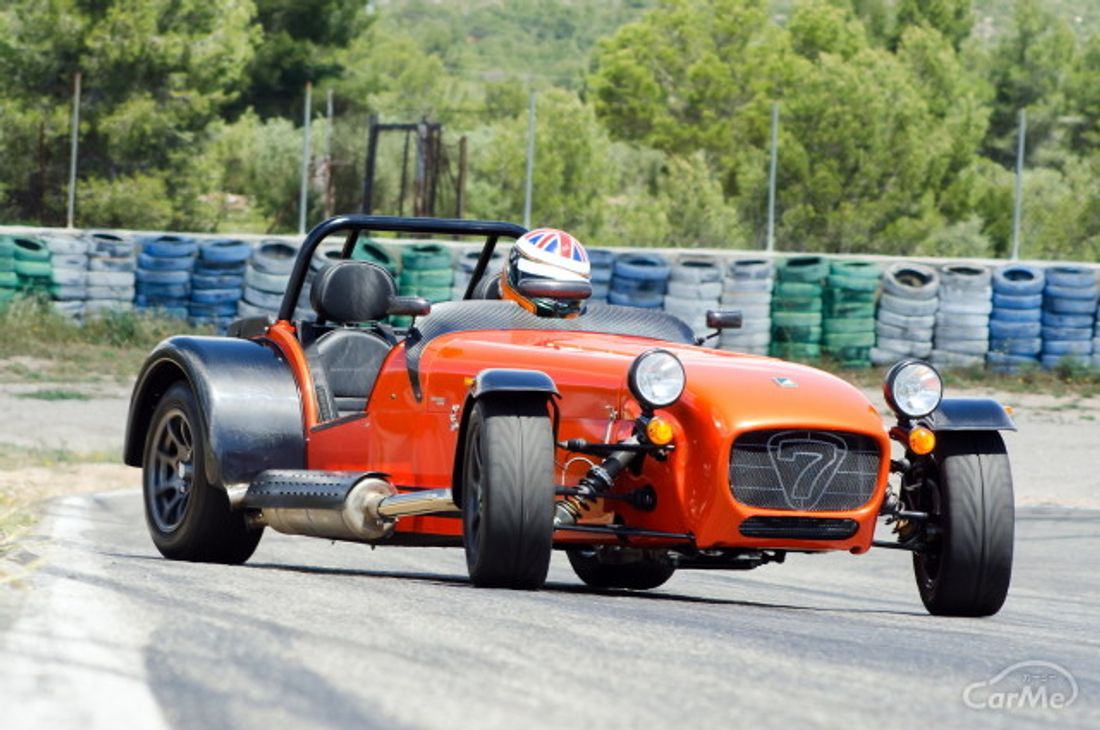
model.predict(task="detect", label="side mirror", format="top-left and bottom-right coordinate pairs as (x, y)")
top-left (516, 279), bottom-right (592, 301)
top-left (387, 295), bottom-right (431, 317)
top-left (706, 309), bottom-right (742, 330)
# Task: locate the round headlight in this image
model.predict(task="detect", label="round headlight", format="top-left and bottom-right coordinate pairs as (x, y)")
top-left (884, 360), bottom-right (943, 419)
top-left (628, 349), bottom-right (686, 410)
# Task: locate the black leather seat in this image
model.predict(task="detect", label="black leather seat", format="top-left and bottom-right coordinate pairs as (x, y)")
top-left (305, 261), bottom-right (396, 421)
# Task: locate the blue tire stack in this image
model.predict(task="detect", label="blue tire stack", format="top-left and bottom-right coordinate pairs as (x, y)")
top-left (718, 259), bottom-right (774, 355)
top-left (452, 247), bottom-right (503, 300)
top-left (240, 239), bottom-right (298, 320)
top-left (85, 232), bottom-right (135, 315)
top-left (1041, 265), bottom-right (1098, 369)
top-left (587, 249), bottom-right (615, 301)
top-left (190, 239), bottom-right (250, 330)
top-left (136, 235), bottom-right (196, 318)
top-left (986, 264), bottom-right (1044, 373)
top-left (610, 253), bottom-right (669, 309)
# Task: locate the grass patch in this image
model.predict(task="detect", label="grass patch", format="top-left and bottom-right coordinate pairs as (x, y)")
top-left (0, 293), bottom-right (211, 383)
top-left (822, 358), bottom-right (1100, 398)
top-left (15, 389), bottom-right (93, 401)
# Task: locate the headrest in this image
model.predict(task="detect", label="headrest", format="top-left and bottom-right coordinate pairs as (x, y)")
top-left (310, 260), bottom-right (396, 324)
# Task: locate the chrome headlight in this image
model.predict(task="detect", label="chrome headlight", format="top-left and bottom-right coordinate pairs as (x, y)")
top-left (884, 360), bottom-right (943, 419)
top-left (628, 349), bottom-right (686, 410)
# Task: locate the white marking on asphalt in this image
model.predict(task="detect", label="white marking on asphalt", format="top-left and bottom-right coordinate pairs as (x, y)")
top-left (0, 491), bottom-right (169, 730)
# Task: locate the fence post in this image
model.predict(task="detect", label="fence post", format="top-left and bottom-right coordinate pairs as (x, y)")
top-left (1011, 108), bottom-right (1026, 261)
top-left (766, 101), bottom-right (779, 253)
top-left (323, 88), bottom-right (334, 219)
top-left (299, 81), bottom-right (313, 235)
top-left (523, 90), bottom-right (537, 229)
top-left (66, 72), bottom-right (82, 229)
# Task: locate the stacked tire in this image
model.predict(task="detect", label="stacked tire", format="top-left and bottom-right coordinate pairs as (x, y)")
top-left (986, 264), bottom-right (1044, 373)
top-left (136, 235), bottom-right (196, 318)
top-left (871, 263), bottom-right (938, 366)
top-left (610, 253), bottom-right (669, 309)
top-left (718, 259), bottom-right (774, 355)
top-left (823, 261), bottom-right (879, 368)
top-left (240, 239), bottom-right (298, 320)
top-left (932, 264), bottom-right (991, 370)
top-left (588, 249), bottom-right (615, 301)
top-left (85, 232), bottom-right (136, 316)
top-left (351, 238), bottom-right (397, 276)
top-left (452, 247), bottom-right (503, 300)
top-left (42, 232), bottom-right (90, 319)
top-left (771, 256), bottom-right (827, 362)
top-left (397, 242), bottom-right (453, 326)
top-left (12, 236), bottom-right (52, 298)
top-left (662, 255), bottom-right (723, 345)
top-left (1040, 265), bottom-right (1098, 369)
top-left (190, 239), bottom-right (250, 331)
top-left (0, 236), bottom-right (16, 308)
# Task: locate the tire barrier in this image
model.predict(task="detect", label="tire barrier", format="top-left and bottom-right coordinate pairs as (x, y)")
top-left (588, 248), bottom-right (614, 301)
top-left (1041, 265), bottom-right (1097, 369)
top-left (239, 239), bottom-right (298, 320)
top-left (823, 260), bottom-right (879, 368)
top-left (42, 232), bottom-right (90, 319)
top-left (84, 232), bottom-right (136, 314)
top-left (986, 264), bottom-right (1044, 373)
top-left (351, 238), bottom-right (397, 275)
top-left (190, 239), bottom-right (249, 331)
top-left (771, 256), bottom-right (827, 361)
top-left (135, 234), bottom-right (195, 318)
top-left (663, 255), bottom-right (723, 346)
top-left (12, 236), bottom-right (52, 297)
top-left (931, 264), bottom-right (991, 369)
top-left (0, 235), bottom-right (17, 305)
top-left (395, 241), bottom-right (454, 327)
top-left (871, 263), bottom-right (939, 366)
top-left (719, 258), bottom-right (774, 355)
top-left (452, 246), bottom-right (504, 300)
top-left (610, 253), bottom-right (669, 309)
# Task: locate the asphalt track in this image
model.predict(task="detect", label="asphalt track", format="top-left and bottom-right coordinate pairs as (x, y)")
top-left (1, 491), bottom-right (1097, 730)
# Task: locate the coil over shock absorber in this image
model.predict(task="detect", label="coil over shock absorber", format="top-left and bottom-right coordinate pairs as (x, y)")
top-left (555, 436), bottom-right (650, 526)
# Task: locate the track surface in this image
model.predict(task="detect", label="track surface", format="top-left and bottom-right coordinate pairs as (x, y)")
top-left (2, 491), bottom-right (1097, 729)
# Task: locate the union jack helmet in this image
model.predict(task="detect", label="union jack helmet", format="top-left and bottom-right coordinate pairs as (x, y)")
top-left (503, 228), bottom-right (591, 317)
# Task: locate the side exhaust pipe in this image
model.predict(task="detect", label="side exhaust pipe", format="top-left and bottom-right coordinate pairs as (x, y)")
top-left (241, 471), bottom-right (459, 542)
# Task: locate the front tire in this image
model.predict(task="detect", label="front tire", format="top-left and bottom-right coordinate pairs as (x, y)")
top-left (912, 432), bottom-right (1014, 617)
top-left (143, 382), bottom-right (262, 563)
top-left (461, 397), bottom-right (554, 589)
top-left (567, 548), bottom-right (675, 590)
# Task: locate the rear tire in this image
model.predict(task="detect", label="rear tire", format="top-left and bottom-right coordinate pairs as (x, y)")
top-left (143, 382), bottom-right (262, 563)
top-left (912, 432), bottom-right (1014, 617)
top-left (461, 397), bottom-right (555, 589)
top-left (567, 548), bottom-right (675, 590)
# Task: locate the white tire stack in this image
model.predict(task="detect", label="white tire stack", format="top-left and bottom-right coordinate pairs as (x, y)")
top-left (663, 255), bottom-right (723, 346)
top-left (932, 264), bottom-right (992, 369)
top-left (84, 232), bottom-right (136, 315)
top-left (42, 232), bottom-right (89, 319)
top-left (718, 258), bottom-right (774, 355)
top-left (871, 263), bottom-right (939, 366)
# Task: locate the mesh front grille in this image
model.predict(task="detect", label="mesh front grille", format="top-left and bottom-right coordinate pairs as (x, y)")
top-left (729, 429), bottom-right (881, 512)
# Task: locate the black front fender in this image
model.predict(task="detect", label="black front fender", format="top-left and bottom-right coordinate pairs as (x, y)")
top-left (926, 398), bottom-right (1017, 432)
top-left (124, 336), bottom-right (305, 488)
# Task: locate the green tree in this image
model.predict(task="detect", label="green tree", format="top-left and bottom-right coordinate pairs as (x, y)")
top-left (895, 0), bottom-right (974, 49)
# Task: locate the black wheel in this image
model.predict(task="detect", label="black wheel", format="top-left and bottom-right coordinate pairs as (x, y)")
top-left (461, 397), bottom-right (554, 589)
top-left (143, 382), bottom-right (263, 563)
top-left (911, 432), bottom-right (1014, 617)
top-left (567, 547), bottom-right (675, 590)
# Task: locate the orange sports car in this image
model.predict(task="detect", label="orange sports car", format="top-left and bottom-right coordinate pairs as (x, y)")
top-left (124, 216), bottom-right (1017, 616)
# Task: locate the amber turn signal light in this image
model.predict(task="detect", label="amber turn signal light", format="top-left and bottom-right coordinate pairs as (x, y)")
top-left (645, 417), bottom-right (675, 446)
top-left (908, 427), bottom-right (936, 455)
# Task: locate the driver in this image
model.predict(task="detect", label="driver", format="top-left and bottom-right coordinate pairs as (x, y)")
top-left (497, 228), bottom-right (592, 318)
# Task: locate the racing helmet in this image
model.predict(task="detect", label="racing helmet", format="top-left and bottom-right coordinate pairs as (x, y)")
top-left (501, 228), bottom-right (591, 317)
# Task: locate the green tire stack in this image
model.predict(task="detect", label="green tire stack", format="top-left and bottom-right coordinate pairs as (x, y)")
top-left (351, 238), bottom-right (397, 276)
top-left (823, 260), bottom-right (881, 368)
top-left (13, 236), bottom-right (52, 296)
top-left (0, 235), bottom-right (17, 306)
top-left (771, 256), bottom-right (828, 361)
top-left (394, 241), bottom-right (454, 326)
